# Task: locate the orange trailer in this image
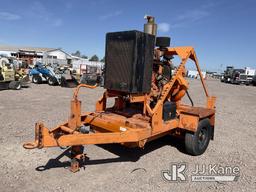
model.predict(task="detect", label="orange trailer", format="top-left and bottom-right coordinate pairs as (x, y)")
top-left (24, 17), bottom-right (216, 173)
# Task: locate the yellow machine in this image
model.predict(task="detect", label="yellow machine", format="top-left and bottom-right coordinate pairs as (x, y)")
top-left (0, 57), bottom-right (29, 90)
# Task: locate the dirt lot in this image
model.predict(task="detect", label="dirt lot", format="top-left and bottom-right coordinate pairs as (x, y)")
top-left (0, 80), bottom-right (255, 192)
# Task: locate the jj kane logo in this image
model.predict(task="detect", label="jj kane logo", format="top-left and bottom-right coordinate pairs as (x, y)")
top-left (162, 163), bottom-right (188, 182)
top-left (162, 162), bottom-right (240, 182)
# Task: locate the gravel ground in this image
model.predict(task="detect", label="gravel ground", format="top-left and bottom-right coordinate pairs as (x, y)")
top-left (0, 80), bottom-right (255, 192)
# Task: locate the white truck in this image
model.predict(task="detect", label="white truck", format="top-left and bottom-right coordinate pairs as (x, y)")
top-left (238, 67), bottom-right (256, 85)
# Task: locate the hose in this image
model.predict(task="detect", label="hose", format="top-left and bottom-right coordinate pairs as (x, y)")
top-left (186, 90), bottom-right (194, 107)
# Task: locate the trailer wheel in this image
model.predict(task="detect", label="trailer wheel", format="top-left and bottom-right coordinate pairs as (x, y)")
top-left (32, 75), bottom-right (42, 84)
top-left (185, 118), bottom-right (211, 156)
top-left (48, 76), bottom-right (58, 86)
top-left (9, 81), bottom-right (21, 90)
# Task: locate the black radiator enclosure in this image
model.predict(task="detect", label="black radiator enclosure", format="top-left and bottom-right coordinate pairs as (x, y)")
top-left (104, 30), bottom-right (155, 93)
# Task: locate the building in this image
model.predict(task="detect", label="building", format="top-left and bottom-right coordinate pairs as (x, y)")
top-left (0, 44), bottom-right (105, 72)
top-left (0, 44), bottom-right (54, 65)
top-left (72, 57), bottom-right (104, 75)
top-left (187, 70), bottom-right (207, 79)
top-left (43, 49), bottom-right (73, 66)
top-left (0, 44), bottom-right (72, 66)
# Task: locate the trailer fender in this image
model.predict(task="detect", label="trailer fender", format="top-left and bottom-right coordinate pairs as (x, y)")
top-left (178, 113), bottom-right (199, 132)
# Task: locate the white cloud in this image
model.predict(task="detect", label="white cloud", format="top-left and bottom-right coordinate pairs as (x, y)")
top-left (99, 10), bottom-right (122, 20)
top-left (53, 18), bottom-right (63, 27)
top-left (158, 22), bottom-right (170, 33)
top-left (176, 10), bottom-right (209, 22)
top-left (30, 1), bottom-right (49, 20)
top-left (170, 9), bottom-right (210, 29)
top-left (0, 12), bottom-right (21, 20)
top-left (28, 1), bottom-right (63, 27)
top-left (170, 1), bottom-right (217, 29)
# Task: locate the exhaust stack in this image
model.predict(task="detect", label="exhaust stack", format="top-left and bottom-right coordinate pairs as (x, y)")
top-left (144, 15), bottom-right (157, 36)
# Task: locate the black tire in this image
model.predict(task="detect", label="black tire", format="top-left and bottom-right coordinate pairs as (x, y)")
top-left (61, 76), bottom-right (78, 88)
top-left (47, 76), bottom-right (58, 86)
top-left (9, 81), bottom-right (21, 90)
top-left (32, 75), bottom-right (42, 84)
top-left (66, 80), bottom-right (78, 88)
top-left (185, 118), bottom-right (212, 156)
top-left (60, 76), bottom-right (67, 87)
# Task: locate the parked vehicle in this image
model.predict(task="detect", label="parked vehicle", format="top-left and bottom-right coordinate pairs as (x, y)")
top-left (237, 67), bottom-right (256, 85)
top-left (231, 69), bottom-right (245, 84)
top-left (78, 65), bottom-right (103, 86)
top-left (221, 66), bottom-right (232, 83)
top-left (80, 73), bottom-right (102, 86)
top-left (0, 57), bottom-right (29, 90)
top-left (29, 63), bottom-right (78, 87)
top-left (221, 66), bottom-right (245, 84)
top-left (237, 73), bottom-right (253, 85)
top-left (252, 75), bottom-right (256, 86)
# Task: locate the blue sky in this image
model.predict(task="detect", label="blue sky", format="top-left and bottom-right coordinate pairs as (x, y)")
top-left (0, 0), bottom-right (255, 71)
